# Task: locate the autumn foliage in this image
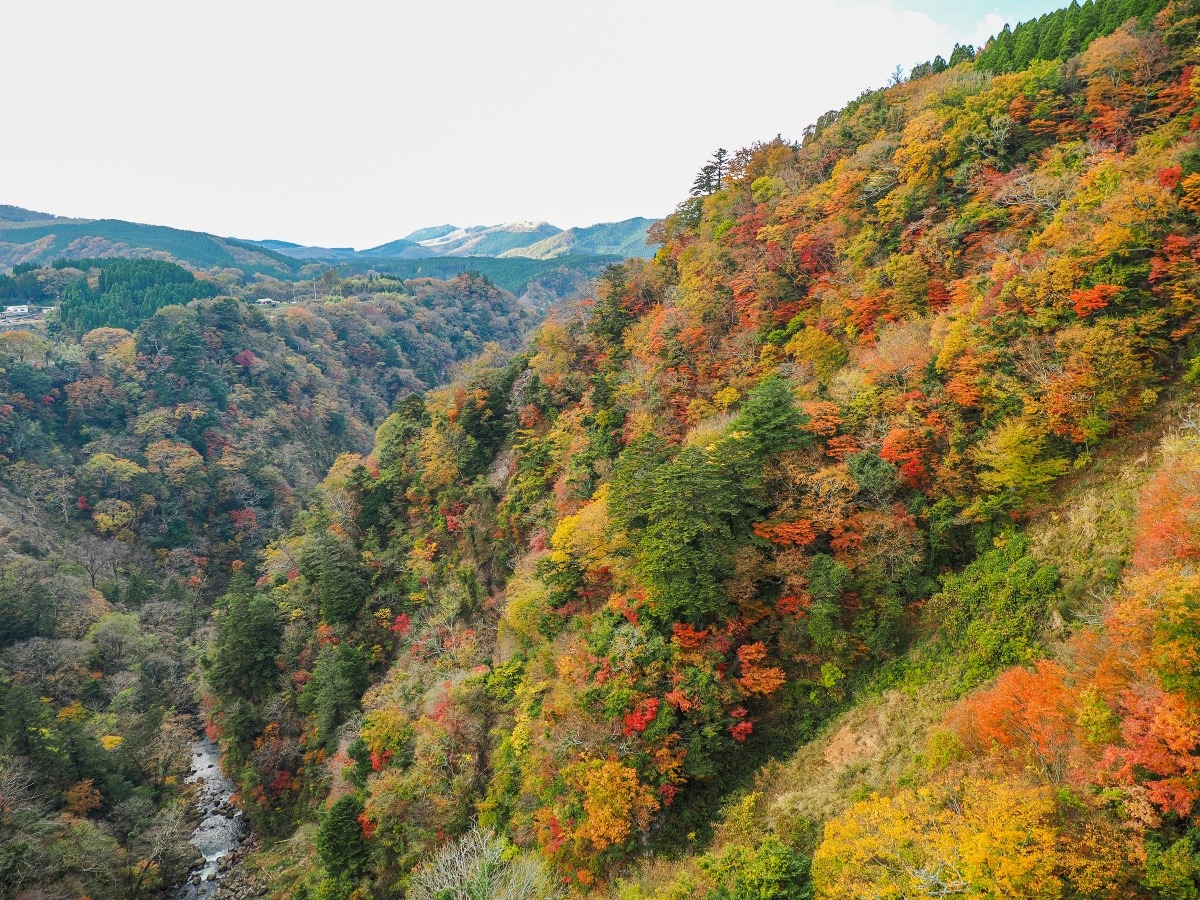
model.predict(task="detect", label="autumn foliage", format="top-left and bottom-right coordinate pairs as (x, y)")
top-left (69, 2), bottom-right (1200, 897)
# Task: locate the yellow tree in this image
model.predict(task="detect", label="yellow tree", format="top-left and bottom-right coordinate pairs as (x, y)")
top-left (971, 417), bottom-right (1068, 507)
top-left (812, 778), bottom-right (1064, 899)
top-left (562, 757), bottom-right (658, 853)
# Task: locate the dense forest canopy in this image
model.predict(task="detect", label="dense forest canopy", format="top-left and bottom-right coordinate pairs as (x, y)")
top-left (9, 0), bottom-right (1200, 898)
top-left (56, 258), bottom-right (222, 332)
top-left (0, 270), bottom-right (533, 897)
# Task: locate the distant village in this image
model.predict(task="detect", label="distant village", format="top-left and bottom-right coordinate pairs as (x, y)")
top-left (0, 295), bottom-right (300, 331)
top-left (0, 303), bottom-right (43, 328)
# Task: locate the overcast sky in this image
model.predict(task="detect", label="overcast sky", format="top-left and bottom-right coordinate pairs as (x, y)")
top-left (2, 0), bottom-right (1057, 249)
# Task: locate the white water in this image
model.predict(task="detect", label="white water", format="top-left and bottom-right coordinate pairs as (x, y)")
top-left (173, 734), bottom-right (246, 899)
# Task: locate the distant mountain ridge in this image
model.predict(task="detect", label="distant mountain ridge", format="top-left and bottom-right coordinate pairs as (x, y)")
top-left (0, 206), bottom-right (658, 276)
top-left (0, 205), bottom-right (655, 298)
top-left (0, 215), bottom-right (299, 275)
top-left (404, 221), bottom-right (564, 257)
top-left (251, 217), bottom-right (657, 261)
top-left (500, 217), bottom-right (658, 259)
top-left (0, 204), bottom-right (68, 224)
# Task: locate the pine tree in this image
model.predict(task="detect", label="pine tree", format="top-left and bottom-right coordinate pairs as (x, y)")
top-left (1079, 0), bottom-right (1101, 45)
top-left (1101, 0), bottom-right (1126, 30)
top-left (1037, 15), bottom-right (1065, 59)
top-left (1012, 21), bottom-right (1039, 69)
top-left (733, 375), bottom-right (811, 456)
top-left (205, 568), bottom-right (282, 702)
top-left (300, 643), bottom-right (369, 747)
top-left (691, 162), bottom-right (719, 197)
top-left (1059, 2), bottom-right (1083, 56)
top-left (317, 793), bottom-right (367, 877)
top-left (301, 514), bottom-right (368, 625)
top-left (982, 25), bottom-right (1015, 71)
top-left (690, 148), bottom-right (729, 196)
top-left (948, 43), bottom-right (975, 67)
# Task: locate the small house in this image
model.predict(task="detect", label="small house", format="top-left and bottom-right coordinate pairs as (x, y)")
top-left (4, 305), bottom-right (32, 315)
top-left (254, 298), bottom-right (280, 306)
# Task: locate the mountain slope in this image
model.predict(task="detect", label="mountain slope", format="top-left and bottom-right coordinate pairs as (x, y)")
top-left (0, 204), bottom-right (70, 225)
top-left (406, 221), bottom-right (563, 256)
top-left (255, 218), bottom-right (657, 262)
top-left (0, 260), bottom-right (539, 899)
top-left (402, 224), bottom-right (458, 242)
top-left (0, 218), bottom-right (301, 275)
top-left (195, 1), bottom-right (1200, 897)
top-left (498, 216), bottom-right (656, 259)
top-left (0, 211), bottom-right (656, 294)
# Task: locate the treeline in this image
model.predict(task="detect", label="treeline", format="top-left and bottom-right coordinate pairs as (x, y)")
top-left (338, 252), bottom-right (620, 298)
top-left (55, 258), bottom-right (221, 332)
top-left (902, 0), bottom-right (1171, 84)
top-left (976, 0), bottom-right (1171, 72)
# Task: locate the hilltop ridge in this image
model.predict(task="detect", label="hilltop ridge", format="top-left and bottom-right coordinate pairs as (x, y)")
top-left (0, 206), bottom-right (657, 277)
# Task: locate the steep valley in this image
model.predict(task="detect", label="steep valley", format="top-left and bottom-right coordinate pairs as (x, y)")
top-left (8, 0), bottom-right (1200, 898)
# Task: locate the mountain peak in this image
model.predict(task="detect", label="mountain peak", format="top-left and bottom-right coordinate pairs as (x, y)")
top-left (402, 224), bottom-right (459, 243)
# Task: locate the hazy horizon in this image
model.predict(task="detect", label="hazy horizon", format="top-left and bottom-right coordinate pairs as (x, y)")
top-left (3, 0), bottom-right (1056, 250)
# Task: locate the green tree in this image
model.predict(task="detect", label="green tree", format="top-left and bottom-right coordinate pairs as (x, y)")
top-left (692, 149), bottom-right (730, 196)
top-left (700, 837), bottom-right (811, 900)
top-left (948, 42), bottom-right (975, 67)
top-left (971, 418), bottom-right (1068, 509)
top-left (301, 515), bottom-right (368, 625)
top-left (316, 793), bottom-right (367, 877)
top-left (733, 375), bottom-right (810, 456)
top-left (1143, 835), bottom-right (1200, 900)
top-left (847, 452), bottom-right (899, 503)
top-left (205, 568), bottom-right (282, 702)
top-left (300, 643), bottom-right (369, 747)
top-left (607, 433), bottom-right (673, 533)
top-left (629, 439), bottom-right (763, 624)
top-left (588, 264), bottom-right (636, 355)
top-left (1037, 14), bottom-right (1065, 58)
top-left (1012, 20), bottom-right (1039, 68)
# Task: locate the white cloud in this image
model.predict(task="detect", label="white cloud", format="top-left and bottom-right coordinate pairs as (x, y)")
top-left (972, 13), bottom-right (1008, 48)
top-left (0, 0), bottom-right (1000, 248)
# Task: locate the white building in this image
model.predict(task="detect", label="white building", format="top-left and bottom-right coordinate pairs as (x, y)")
top-left (4, 305), bottom-right (32, 315)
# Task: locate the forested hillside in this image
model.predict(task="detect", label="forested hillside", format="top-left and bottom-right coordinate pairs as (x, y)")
top-left (184, 0), bottom-right (1200, 897)
top-left (0, 268), bottom-right (533, 898)
top-left (0, 218), bottom-right (301, 278)
top-left (9, 0), bottom-right (1200, 898)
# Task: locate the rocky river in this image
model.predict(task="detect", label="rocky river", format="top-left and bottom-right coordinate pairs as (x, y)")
top-left (172, 734), bottom-right (247, 900)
